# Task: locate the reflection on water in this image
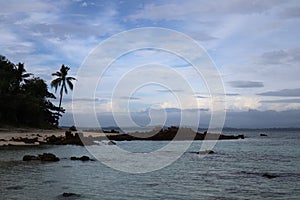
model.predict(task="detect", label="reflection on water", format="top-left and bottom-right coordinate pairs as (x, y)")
top-left (0, 130), bottom-right (300, 200)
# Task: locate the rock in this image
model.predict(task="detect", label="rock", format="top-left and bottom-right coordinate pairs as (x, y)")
top-left (45, 135), bottom-right (64, 145)
top-left (70, 156), bottom-right (94, 161)
top-left (23, 155), bottom-right (39, 161)
top-left (260, 133), bottom-right (268, 136)
top-left (65, 131), bottom-right (73, 139)
top-left (69, 125), bottom-right (77, 131)
top-left (262, 173), bottom-right (278, 179)
top-left (6, 185), bottom-right (24, 190)
top-left (238, 134), bottom-right (245, 139)
top-left (38, 153), bottom-right (60, 161)
top-left (23, 153), bottom-right (59, 162)
top-left (108, 140), bottom-right (116, 145)
top-left (10, 137), bottom-right (38, 144)
top-left (75, 132), bottom-right (83, 139)
top-left (62, 193), bottom-right (80, 197)
top-left (104, 129), bottom-right (119, 133)
top-left (198, 150), bottom-right (215, 155)
top-left (23, 137), bottom-right (38, 144)
top-left (62, 131), bottom-right (84, 146)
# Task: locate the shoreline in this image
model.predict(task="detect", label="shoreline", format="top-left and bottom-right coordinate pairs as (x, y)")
top-left (0, 128), bottom-right (118, 146)
top-left (0, 126), bottom-right (245, 146)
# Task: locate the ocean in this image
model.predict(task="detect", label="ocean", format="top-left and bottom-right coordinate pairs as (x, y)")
top-left (0, 130), bottom-right (299, 199)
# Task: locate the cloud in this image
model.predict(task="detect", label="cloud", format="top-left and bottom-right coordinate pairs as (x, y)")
top-left (260, 49), bottom-right (300, 65)
top-left (280, 6), bottom-right (300, 19)
top-left (260, 99), bottom-right (300, 103)
top-left (224, 109), bottom-right (300, 128)
top-left (257, 88), bottom-right (300, 97)
top-left (119, 96), bottom-right (141, 100)
top-left (156, 89), bottom-right (184, 93)
top-left (0, 0), bottom-right (54, 14)
top-left (195, 95), bottom-right (208, 99)
top-left (225, 93), bottom-right (240, 96)
top-left (60, 108), bottom-right (300, 128)
top-left (54, 97), bottom-right (108, 103)
top-left (228, 81), bottom-right (264, 88)
top-left (128, 0), bottom-right (280, 21)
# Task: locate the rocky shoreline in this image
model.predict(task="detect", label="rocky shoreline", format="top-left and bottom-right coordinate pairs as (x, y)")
top-left (0, 126), bottom-right (244, 146)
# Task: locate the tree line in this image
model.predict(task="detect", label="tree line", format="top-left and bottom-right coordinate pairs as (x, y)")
top-left (0, 55), bottom-right (76, 128)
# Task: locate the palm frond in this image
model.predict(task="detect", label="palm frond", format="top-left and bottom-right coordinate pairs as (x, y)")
top-left (52, 72), bottom-right (62, 77)
top-left (50, 78), bottom-right (62, 92)
top-left (66, 79), bottom-right (74, 91)
top-left (63, 82), bottom-right (68, 94)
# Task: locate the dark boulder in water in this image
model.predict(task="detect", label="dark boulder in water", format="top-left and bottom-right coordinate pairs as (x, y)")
top-left (23, 153), bottom-right (59, 162)
top-left (70, 156), bottom-right (94, 161)
top-left (260, 133), bottom-right (268, 136)
top-left (62, 192), bottom-right (80, 197)
top-left (262, 173), bottom-right (278, 179)
top-left (57, 193), bottom-right (81, 199)
top-left (198, 150), bottom-right (215, 155)
top-left (23, 155), bottom-right (39, 161)
top-left (39, 153), bottom-right (60, 161)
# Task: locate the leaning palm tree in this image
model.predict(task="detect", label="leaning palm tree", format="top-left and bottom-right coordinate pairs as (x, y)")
top-left (51, 64), bottom-right (76, 114)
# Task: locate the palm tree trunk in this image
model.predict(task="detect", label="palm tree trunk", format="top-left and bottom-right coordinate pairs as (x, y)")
top-left (58, 86), bottom-right (63, 114)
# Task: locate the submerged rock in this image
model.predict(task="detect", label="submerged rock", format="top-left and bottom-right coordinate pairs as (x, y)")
top-left (198, 150), bottom-right (215, 155)
top-left (57, 192), bottom-right (81, 199)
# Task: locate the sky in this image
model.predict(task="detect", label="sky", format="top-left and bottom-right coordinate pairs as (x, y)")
top-left (1, 0), bottom-right (300, 128)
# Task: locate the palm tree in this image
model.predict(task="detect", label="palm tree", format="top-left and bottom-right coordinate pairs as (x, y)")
top-left (16, 62), bottom-right (32, 84)
top-left (51, 64), bottom-right (76, 114)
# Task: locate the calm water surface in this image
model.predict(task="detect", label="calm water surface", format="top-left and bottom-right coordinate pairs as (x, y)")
top-left (0, 130), bottom-right (299, 200)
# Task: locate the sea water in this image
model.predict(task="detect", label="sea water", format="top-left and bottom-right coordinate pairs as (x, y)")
top-left (0, 130), bottom-right (299, 200)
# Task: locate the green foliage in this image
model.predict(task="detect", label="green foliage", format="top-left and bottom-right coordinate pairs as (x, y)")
top-left (0, 55), bottom-right (62, 128)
